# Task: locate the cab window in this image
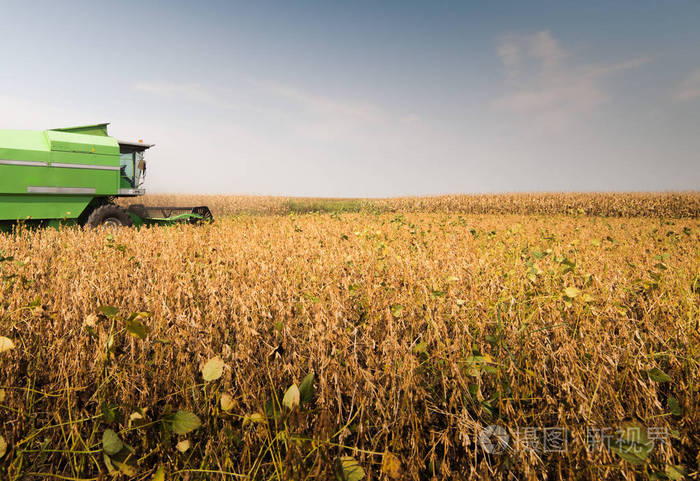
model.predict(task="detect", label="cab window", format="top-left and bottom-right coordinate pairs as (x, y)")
top-left (120, 152), bottom-right (135, 187)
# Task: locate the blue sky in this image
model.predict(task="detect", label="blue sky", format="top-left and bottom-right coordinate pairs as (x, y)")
top-left (1, 1), bottom-right (698, 196)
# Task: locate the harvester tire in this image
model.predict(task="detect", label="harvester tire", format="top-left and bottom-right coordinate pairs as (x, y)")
top-left (190, 206), bottom-right (214, 224)
top-left (86, 204), bottom-right (133, 229)
top-left (127, 204), bottom-right (149, 219)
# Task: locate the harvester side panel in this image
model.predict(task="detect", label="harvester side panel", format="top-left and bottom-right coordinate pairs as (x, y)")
top-left (0, 129), bottom-right (121, 221)
top-left (44, 130), bottom-right (119, 156)
top-left (0, 194), bottom-right (96, 221)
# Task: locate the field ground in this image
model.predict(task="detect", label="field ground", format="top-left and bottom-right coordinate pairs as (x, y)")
top-left (1, 194), bottom-right (699, 480)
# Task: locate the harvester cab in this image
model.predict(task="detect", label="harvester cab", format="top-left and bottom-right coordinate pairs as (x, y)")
top-left (0, 123), bottom-right (213, 228)
top-left (118, 139), bottom-right (150, 191)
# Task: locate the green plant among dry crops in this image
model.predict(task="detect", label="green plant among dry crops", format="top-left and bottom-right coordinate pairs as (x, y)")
top-left (0, 204), bottom-right (699, 480)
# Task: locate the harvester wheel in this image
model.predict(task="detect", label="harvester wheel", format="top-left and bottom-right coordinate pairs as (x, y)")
top-left (190, 206), bottom-right (214, 224)
top-left (127, 204), bottom-right (149, 219)
top-left (86, 204), bottom-right (133, 229)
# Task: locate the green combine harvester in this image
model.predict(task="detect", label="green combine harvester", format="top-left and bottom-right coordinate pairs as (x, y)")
top-left (0, 123), bottom-right (212, 229)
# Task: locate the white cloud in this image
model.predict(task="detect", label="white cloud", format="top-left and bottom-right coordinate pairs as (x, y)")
top-left (260, 82), bottom-right (385, 124)
top-left (528, 31), bottom-right (567, 70)
top-left (673, 68), bottom-right (700, 101)
top-left (243, 80), bottom-right (396, 144)
top-left (493, 31), bottom-right (649, 132)
top-left (133, 78), bottom-right (393, 143)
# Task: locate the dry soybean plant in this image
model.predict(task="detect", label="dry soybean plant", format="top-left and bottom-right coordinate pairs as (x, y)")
top-left (0, 200), bottom-right (699, 480)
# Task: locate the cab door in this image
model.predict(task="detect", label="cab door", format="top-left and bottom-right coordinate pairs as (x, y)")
top-left (119, 150), bottom-right (135, 188)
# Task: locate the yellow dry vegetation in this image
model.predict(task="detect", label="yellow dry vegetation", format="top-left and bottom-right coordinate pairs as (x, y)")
top-left (122, 191), bottom-right (700, 217)
top-left (0, 195), bottom-right (698, 480)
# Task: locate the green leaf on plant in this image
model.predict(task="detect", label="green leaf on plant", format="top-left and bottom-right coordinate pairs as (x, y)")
top-left (564, 287), bottom-right (580, 298)
top-left (299, 372), bottom-right (315, 406)
top-left (413, 341), bottom-right (428, 355)
top-left (667, 396), bottom-right (681, 416)
top-left (282, 383), bottom-right (300, 410)
top-left (103, 453), bottom-right (116, 474)
top-left (101, 402), bottom-right (118, 424)
top-left (152, 465), bottom-right (165, 481)
top-left (483, 364), bottom-right (500, 375)
top-left (102, 429), bottom-right (123, 455)
top-left (560, 257), bottom-right (576, 274)
top-left (334, 455), bottom-right (365, 481)
top-left (170, 410), bottom-right (201, 434)
top-left (647, 367), bottom-right (671, 383)
top-left (125, 319), bottom-right (149, 339)
top-left (99, 306), bottom-right (119, 318)
top-left (609, 422), bottom-right (653, 465)
top-left (581, 293), bottom-right (595, 303)
top-left (201, 356), bottom-right (225, 382)
top-left (243, 412), bottom-right (265, 426)
top-left (113, 459), bottom-right (137, 476)
top-left (665, 465), bottom-right (685, 480)
top-left (220, 393), bottom-right (235, 411)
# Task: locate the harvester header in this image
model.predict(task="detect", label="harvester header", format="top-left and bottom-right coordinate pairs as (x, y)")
top-left (0, 123), bottom-right (211, 227)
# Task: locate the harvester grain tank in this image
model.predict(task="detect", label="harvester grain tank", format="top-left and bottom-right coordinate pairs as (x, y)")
top-left (0, 123), bottom-right (212, 227)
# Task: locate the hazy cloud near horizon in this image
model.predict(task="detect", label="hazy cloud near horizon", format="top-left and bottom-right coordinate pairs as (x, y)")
top-left (0, 1), bottom-right (698, 196)
top-left (493, 31), bottom-right (651, 133)
top-left (674, 68), bottom-right (700, 102)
